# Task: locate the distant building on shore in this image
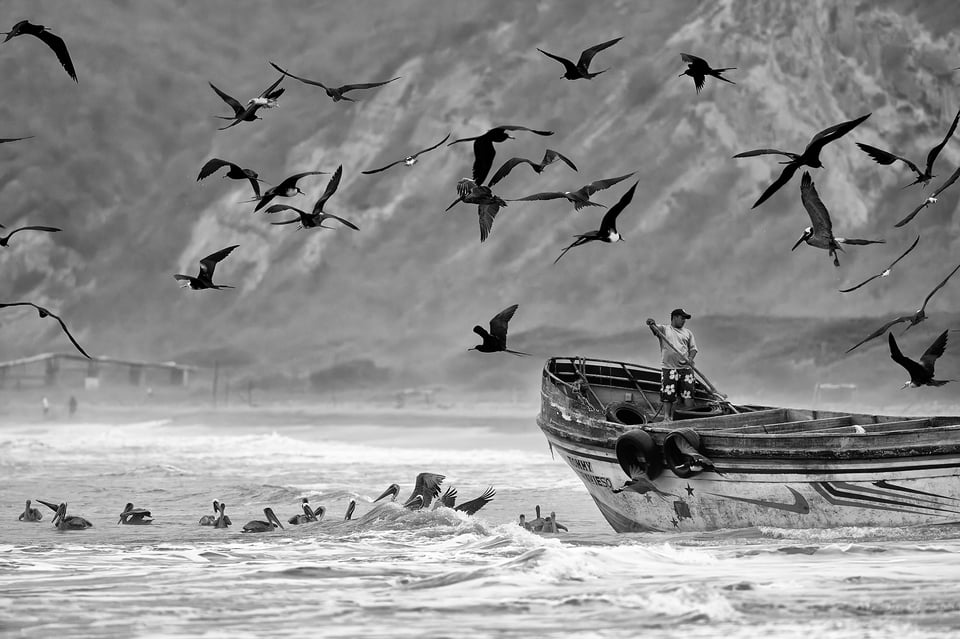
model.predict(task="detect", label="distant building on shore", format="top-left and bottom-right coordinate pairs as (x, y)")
top-left (0, 352), bottom-right (197, 390)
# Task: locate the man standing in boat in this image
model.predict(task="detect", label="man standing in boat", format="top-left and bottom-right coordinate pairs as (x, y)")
top-left (646, 309), bottom-right (698, 422)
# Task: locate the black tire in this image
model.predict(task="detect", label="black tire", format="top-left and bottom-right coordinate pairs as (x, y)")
top-left (663, 428), bottom-right (703, 478)
top-left (605, 402), bottom-right (648, 426)
top-left (614, 429), bottom-right (663, 480)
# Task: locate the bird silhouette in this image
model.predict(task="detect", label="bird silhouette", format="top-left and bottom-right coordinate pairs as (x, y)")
top-left (889, 331), bottom-right (952, 388)
top-left (0, 302), bottom-right (90, 358)
top-left (554, 181), bottom-right (638, 264)
top-left (269, 61), bottom-right (400, 102)
top-left (510, 172), bottom-right (634, 211)
top-left (678, 53), bottom-right (735, 93)
top-left (793, 172), bottom-right (885, 267)
top-left (0, 225), bottom-right (60, 247)
top-left (210, 76), bottom-right (284, 130)
top-left (856, 107), bottom-right (960, 188)
top-left (0, 136), bottom-right (33, 144)
top-left (445, 178), bottom-right (507, 243)
top-left (470, 304), bottom-right (529, 356)
top-left (174, 245), bottom-right (239, 290)
top-left (895, 164), bottom-right (960, 228)
top-left (840, 235), bottom-right (920, 293)
top-left (397, 473), bottom-right (446, 510)
top-left (361, 133), bottom-right (451, 174)
top-left (254, 170), bottom-right (327, 212)
top-left (432, 486), bottom-right (496, 514)
top-left (197, 158), bottom-right (265, 199)
top-left (448, 125), bottom-right (554, 187)
top-left (537, 37), bottom-right (622, 80)
top-left (487, 149), bottom-right (577, 188)
top-left (734, 113), bottom-right (871, 209)
top-left (1, 20), bottom-right (77, 82)
top-left (265, 166), bottom-right (358, 230)
top-left (846, 262), bottom-right (960, 353)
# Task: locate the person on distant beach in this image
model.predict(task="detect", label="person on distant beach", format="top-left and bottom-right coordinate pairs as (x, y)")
top-left (68, 395), bottom-right (77, 416)
top-left (41, 396), bottom-right (50, 418)
top-left (646, 308), bottom-right (698, 422)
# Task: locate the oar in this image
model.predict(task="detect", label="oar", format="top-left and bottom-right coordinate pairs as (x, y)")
top-left (648, 323), bottom-right (737, 412)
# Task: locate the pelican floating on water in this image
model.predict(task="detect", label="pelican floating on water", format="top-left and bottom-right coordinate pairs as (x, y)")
top-left (242, 507), bottom-right (284, 533)
top-left (19, 499), bottom-right (42, 522)
top-left (118, 503), bottom-right (153, 525)
top-left (288, 499), bottom-right (320, 525)
top-left (52, 502), bottom-right (92, 530)
top-left (214, 501), bottom-right (231, 528)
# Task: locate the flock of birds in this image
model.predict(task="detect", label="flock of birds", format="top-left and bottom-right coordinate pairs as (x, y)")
top-left (0, 19), bottom-right (957, 404)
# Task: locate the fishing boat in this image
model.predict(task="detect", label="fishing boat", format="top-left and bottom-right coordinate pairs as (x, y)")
top-left (536, 356), bottom-right (960, 532)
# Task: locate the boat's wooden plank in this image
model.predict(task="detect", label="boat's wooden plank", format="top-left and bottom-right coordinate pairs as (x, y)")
top-left (700, 423), bottom-right (960, 455)
top-left (724, 416), bottom-right (853, 434)
top-left (811, 418), bottom-right (933, 435)
top-left (655, 408), bottom-right (788, 431)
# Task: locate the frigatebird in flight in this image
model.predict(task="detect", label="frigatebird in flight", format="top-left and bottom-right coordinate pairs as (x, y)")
top-left (448, 125), bottom-right (553, 187)
top-left (0, 302), bottom-right (90, 358)
top-left (2, 20), bottom-right (77, 82)
top-left (470, 304), bottom-right (529, 356)
top-left (889, 330), bottom-right (952, 388)
top-left (895, 164), bottom-right (960, 228)
top-left (174, 245), bottom-right (239, 290)
top-left (678, 53), bottom-right (735, 94)
top-left (554, 181), bottom-right (638, 263)
top-left (197, 158), bottom-right (265, 199)
top-left (445, 178), bottom-right (507, 243)
top-left (210, 76), bottom-right (284, 130)
top-left (857, 107), bottom-right (960, 188)
top-left (487, 149), bottom-right (577, 188)
top-left (254, 170), bottom-right (327, 212)
top-left (511, 172), bottom-right (634, 211)
top-left (269, 61), bottom-right (400, 102)
top-left (537, 37), bottom-right (623, 80)
top-left (361, 133), bottom-right (450, 174)
top-left (266, 165), bottom-right (359, 230)
top-left (839, 235), bottom-right (920, 293)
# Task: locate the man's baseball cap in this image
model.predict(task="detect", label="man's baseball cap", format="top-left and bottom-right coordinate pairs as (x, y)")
top-left (671, 308), bottom-right (692, 319)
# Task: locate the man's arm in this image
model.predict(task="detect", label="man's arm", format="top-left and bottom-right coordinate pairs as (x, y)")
top-left (687, 331), bottom-right (698, 363)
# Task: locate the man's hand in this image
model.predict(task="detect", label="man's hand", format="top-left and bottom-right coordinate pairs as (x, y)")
top-left (645, 318), bottom-right (655, 326)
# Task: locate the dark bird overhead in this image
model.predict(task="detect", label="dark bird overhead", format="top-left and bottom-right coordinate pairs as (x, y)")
top-left (856, 107), bottom-right (960, 188)
top-left (734, 112), bottom-right (871, 209)
top-left (197, 158), bottom-right (265, 199)
top-left (254, 170), bottom-right (327, 212)
top-left (678, 53), bottom-right (735, 94)
top-left (470, 304), bottom-right (528, 356)
top-left (537, 36), bottom-right (622, 80)
top-left (448, 125), bottom-right (554, 186)
top-left (361, 133), bottom-right (451, 174)
top-left (554, 181), bottom-right (638, 264)
top-left (0, 225), bottom-right (60, 247)
top-left (1, 20), bottom-right (77, 82)
top-left (265, 164), bottom-right (358, 231)
top-left (889, 330), bottom-right (952, 389)
top-left (846, 262), bottom-right (960, 353)
top-left (269, 61), bottom-right (400, 102)
top-left (487, 149), bottom-right (577, 188)
top-left (445, 178), bottom-right (507, 243)
top-left (209, 76), bottom-right (284, 130)
top-left (511, 172), bottom-right (634, 211)
top-left (793, 172), bottom-right (885, 267)
top-left (174, 245), bottom-right (239, 291)
top-left (0, 136), bottom-right (33, 144)
top-left (840, 235), bottom-right (920, 293)
top-left (894, 164), bottom-right (960, 228)
top-left (433, 486), bottom-right (496, 515)
top-left (0, 302), bottom-right (90, 358)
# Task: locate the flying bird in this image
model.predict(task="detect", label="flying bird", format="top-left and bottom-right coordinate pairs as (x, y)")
top-left (265, 166), bottom-right (358, 230)
top-left (373, 473), bottom-right (446, 510)
top-left (846, 262), bottom-right (960, 353)
top-left (894, 164), bottom-right (960, 228)
top-left (487, 149), bottom-right (577, 188)
top-left (554, 181), bottom-right (638, 264)
top-left (361, 133), bottom-right (451, 174)
top-left (118, 503), bottom-right (153, 525)
top-left (510, 172), bottom-right (634, 211)
top-left (254, 170), bottom-right (327, 212)
top-left (470, 304), bottom-right (529, 356)
top-left (734, 112), bottom-right (871, 209)
top-left (0, 136), bottom-right (33, 144)
top-left (1, 20), bottom-right (77, 82)
top-left (856, 107), bottom-right (960, 188)
top-left (537, 36), bottom-right (623, 80)
top-left (0, 225), bottom-right (60, 247)
top-left (242, 507), bottom-right (284, 533)
top-left (210, 76), bottom-right (284, 130)
top-left (448, 125), bottom-right (554, 187)
top-left (889, 330), bottom-right (952, 388)
top-left (839, 235), bottom-right (920, 293)
top-left (432, 486), bottom-right (496, 515)
top-left (174, 245), bottom-right (239, 290)
top-left (269, 61), bottom-right (400, 102)
top-left (197, 158), bottom-right (265, 199)
top-left (793, 172), bottom-right (885, 267)
top-left (0, 302), bottom-right (90, 358)
top-left (678, 53), bottom-right (735, 93)
top-left (445, 178), bottom-right (507, 243)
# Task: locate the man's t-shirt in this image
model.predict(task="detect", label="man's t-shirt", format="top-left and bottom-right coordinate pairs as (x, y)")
top-left (653, 324), bottom-right (697, 368)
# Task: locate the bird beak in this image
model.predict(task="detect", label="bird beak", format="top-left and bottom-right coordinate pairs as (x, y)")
top-left (900, 381), bottom-right (911, 390)
top-left (618, 235), bottom-right (625, 242)
top-left (791, 235), bottom-right (806, 251)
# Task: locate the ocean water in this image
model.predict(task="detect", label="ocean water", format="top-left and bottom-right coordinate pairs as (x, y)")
top-left (2, 410), bottom-right (960, 639)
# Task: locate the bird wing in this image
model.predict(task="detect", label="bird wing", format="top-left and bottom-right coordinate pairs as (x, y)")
top-left (537, 48), bottom-right (579, 75)
top-left (805, 113), bottom-right (871, 155)
top-left (317, 213), bottom-right (359, 231)
top-left (477, 202), bottom-right (502, 243)
top-left (487, 157), bottom-right (536, 187)
top-left (263, 204), bottom-right (307, 216)
top-left (269, 62), bottom-right (327, 89)
top-left (752, 161), bottom-right (799, 209)
top-left (338, 77), bottom-right (401, 93)
top-left (278, 171), bottom-right (327, 191)
top-left (732, 148), bottom-right (796, 159)
top-left (244, 174), bottom-right (262, 199)
top-left (472, 138), bottom-right (496, 186)
top-left (889, 332), bottom-right (928, 380)
top-left (198, 245), bottom-right (239, 278)
top-left (576, 37), bottom-right (622, 69)
top-left (313, 165), bottom-right (343, 213)
top-left (838, 234), bottom-right (917, 292)
top-left (846, 315), bottom-right (913, 353)
top-left (4, 303), bottom-right (92, 359)
top-left (508, 191), bottom-right (566, 202)
top-left (360, 159), bottom-right (404, 175)
top-left (680, 52), bottom-right (708, 67)
top-left (33, 28), bottom-right (77, 82)
top-left (493, 125), bottom-right (554, 137)
top-left (542, 149), bottom-right (577, 172)
top-left (270, 218), bottom-right (302, 226)
top-left (838, 274), bottom-right (881, 293)
top-left (7, 226), bottom-right (62, 239)
top-left (924, 106), bottom-right (960, 175)
top-left (454, 487), bottom-right (496, 515)
top-left (553, 235), bottom-right (592, 264)
top-left (920, 262), bottom-right (960, 312)
top-left (581, 172), bottom-right (635, 197)
top-left (365, 133), bottom-right (450, 174)
top-left (599, 181), bottom-right (638, 234)
top-left (257, 75), bottom-right (284, 99)
top-left (489, 304), bottom-right (519, 346)
top-left (919, 330), bottom-right (950, 373)
top-left (412, 133), bottom-right (452, 157)
top-left (895, 166), bottom-right (960, 227)
top-left (208, 82), bottom-right (244, 116)
top-left (47, 310), bottom-right (91, 359)
top-left (197, 158), bottom-right (234, 181)
top-left (856, 143), bottom-right (922, 176)
top-left (405, 473), bottom-right (445, 507)
top-left (799, 171), bottom-right (833, 234)
top-left (0, 136), bottom-right (33, 144)
top-left (437, 487), bottom-right (458, 508)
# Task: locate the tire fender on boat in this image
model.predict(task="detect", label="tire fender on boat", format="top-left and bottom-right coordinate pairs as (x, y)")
top-left (614, 429), bottom-right (663, 480)
top-left (663, 428), bottom-right (714, 478)
top-left (605, 402), bottom-right (648, 426)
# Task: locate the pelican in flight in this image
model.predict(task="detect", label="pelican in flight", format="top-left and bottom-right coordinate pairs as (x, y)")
top-left (266, 166), bottom-right (359, 231)
top-left (0, 302), bottom-right (90, 358)
top-left (445, 178), bottom-right (507, 243)
top-left (793, 172), bottom-right (884, 267)
top-left (857, 107), bottom-right (960, 188)
top-left (0, 224), bottom-right (61, 247)
top-left (470, 304), bottom-right (529, 356)
top-left (678, 53), bottom-right (735, 94)
top-left (118, 503), bottom-right (153, 525)
top-left (448, 125), bottom-right (553, 187)
top-left (210, 76), bottom-right (284, 130)
top-left (361, 133), bottom-right (451, 174)
top-left (199, 500), bottom-right (229, 526)
top-left (52, 502), bottom-right (92, 530)
top-left (612, 466), bottom-right (678, 500)
top-left (840, 235), bottom-right (920, 293)
top-left (890, 331), bottom-right (952, 388)
top-left (2, 20), bottom-right (77, 82)
top-left (374, 473), bottom-right (446, 510)
top-left (537, 36), bottom-right (622, 80)
top-left (554, 181), bottom-right (638, 264)
top-left (269, 61), bottom-right (400, 102)
top-left (511, 172), bottom-right (634, 211)
top-left (734, 112), bottom-right (871, 209)
top-left (254, 170), bottom-right (327, 212)
top-left (433, 486), bottom-right (496, 515)
top-left (197, 158), bottom-right (266, 200)
top-left (174, 244), bottom-right (239, 290)
top-left (487, 149), bottom-right (577, 188)
top-left (895, 164), bottom-right (960, 228)
top-left (242, 507), bottom-right (284, 533)
top-left (846, 262), bottom-right (960, 353)
top-left (19, 499), bottom-right (42, 522)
